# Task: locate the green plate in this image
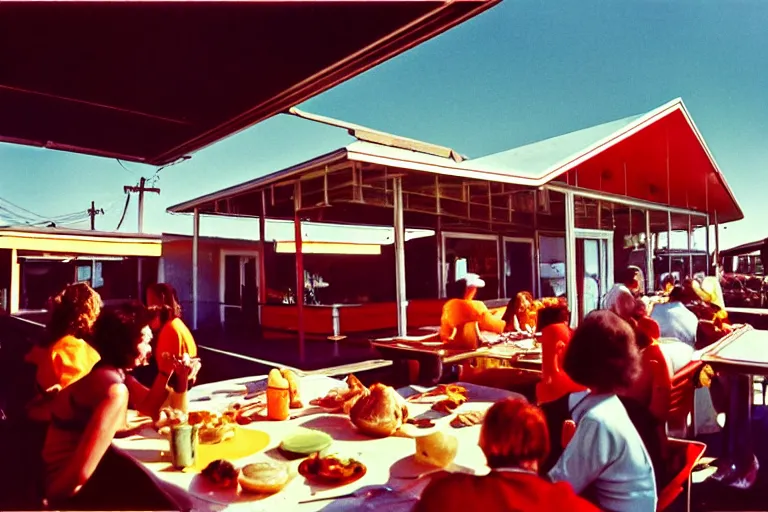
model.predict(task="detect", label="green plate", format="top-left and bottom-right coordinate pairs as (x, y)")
top-left (279, 428), bottom-right (333, 457)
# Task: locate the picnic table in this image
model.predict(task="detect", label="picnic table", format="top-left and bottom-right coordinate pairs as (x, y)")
top-left (370, 332), bottom-right (542, 385)
top-left (113, 374), bottom-right (516, 511)
top-left (698, 324), bottom-right (768, 488)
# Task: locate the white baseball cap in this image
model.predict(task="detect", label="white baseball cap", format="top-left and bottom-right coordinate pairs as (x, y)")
top-left (464, 273), bottom-right (486, 288)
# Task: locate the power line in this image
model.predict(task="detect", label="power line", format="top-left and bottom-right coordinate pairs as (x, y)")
top-left (146, 155), bottom-right (191, 187)
top-left (0, 196), bottom-right (48, 220)
top-left (115, 193), bottom-right (132, 231)
top-left (116, 159), bottom-right (137, 175)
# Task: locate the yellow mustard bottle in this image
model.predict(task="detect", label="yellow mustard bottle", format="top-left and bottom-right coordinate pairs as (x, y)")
top-left (267, 369), bottom-right (290, 421)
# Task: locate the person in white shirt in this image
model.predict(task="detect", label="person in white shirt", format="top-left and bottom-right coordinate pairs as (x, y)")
top-left (548, 310), bottom-right (657, 512)
top-left (604, 266), bottom-right (643, 311)
top-left (651, 286), bottom-right (699, 348)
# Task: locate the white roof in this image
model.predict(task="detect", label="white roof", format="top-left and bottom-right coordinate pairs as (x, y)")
top-left (169, 99), bottom-right (742, 222)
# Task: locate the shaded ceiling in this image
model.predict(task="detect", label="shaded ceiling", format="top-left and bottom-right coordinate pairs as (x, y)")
top-left (0, 0), bottom-right (498, 165)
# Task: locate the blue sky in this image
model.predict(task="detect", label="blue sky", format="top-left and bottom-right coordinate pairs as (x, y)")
top-left (0, 0), bottom-right (766, 250)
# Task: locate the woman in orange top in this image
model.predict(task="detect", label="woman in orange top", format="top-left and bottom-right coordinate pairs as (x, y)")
top-left (535, 299), bottom-right (586, 404)
top-left (26, 283), bottom-right (102, 396)
top-left (42, 303), bottom-right (198, 510)
top-left (146, 283), bottom-right (197, 379)
top-left (416, 398), bottom-right (599, 512)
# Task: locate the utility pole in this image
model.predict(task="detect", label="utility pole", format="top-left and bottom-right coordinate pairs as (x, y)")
top-left (124, 177), bottom-right (161, 299)
top-left (124, 177), bottom-right (160, 233)
top-left (87, 201), bottom-right (104, 230)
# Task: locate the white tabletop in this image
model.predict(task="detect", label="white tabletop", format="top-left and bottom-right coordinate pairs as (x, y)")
top-left (114, 375), bottom-right (513, 512)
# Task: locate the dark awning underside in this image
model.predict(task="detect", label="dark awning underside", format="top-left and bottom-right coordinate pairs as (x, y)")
top-left (0, 1), bottom-right (497, 165)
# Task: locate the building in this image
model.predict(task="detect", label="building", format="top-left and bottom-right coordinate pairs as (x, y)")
top-left (167, 99), bottom-right (742, 344)
top-left (0, 226), bottom-right (161, 319)
top-left (160, 223), bottom-right (433, 332)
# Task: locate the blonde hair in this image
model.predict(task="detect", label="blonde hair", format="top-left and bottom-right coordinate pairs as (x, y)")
top-left (46, 283), bottom-right (102, 346)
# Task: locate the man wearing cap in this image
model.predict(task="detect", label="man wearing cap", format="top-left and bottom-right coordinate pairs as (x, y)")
top-left (440, 273), bottom-right (506, 350)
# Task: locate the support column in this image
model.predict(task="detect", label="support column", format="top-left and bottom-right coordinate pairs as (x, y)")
top-left (667, 210), bottom-right (672, 277)
top-left (533, 189), bottom-right (540, 297)
top-left (192, 208), bottom-right (200, 331)
top-left (645, 210), bottom-right (653, 294)
top-left (705, 214), bottom-right (711, 275)
top-left (687, 214), bottom-right (693, 278)
top-left (258, 190), bottom-right (268, 324)
top-left (393, 177), bottom-right (408, 337)
top-left (9, 248), bottom-right (19, 314)
top-left (294, 183), bottom-right (305, 361)
top-left (713, 211), bottom-right (720, 276)
top-left (564, 191), bottom-right (577, 327)
top-left (435, 176), bottom-right (443, 299)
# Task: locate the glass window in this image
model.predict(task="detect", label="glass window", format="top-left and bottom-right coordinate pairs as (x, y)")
top-left (443, 234), bottom-right (499, 300)
top-left (537, 191), bottom-right (567, 300)
top-left (539, 235), bottom-right (567, 299)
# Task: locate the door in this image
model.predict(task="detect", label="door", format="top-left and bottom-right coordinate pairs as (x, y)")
top-left (221, 252), bottom-right (259, 328)
top-left (503, 238), bottom-right (535, 299)
top-left (574, 229), bottom-right (613, 320)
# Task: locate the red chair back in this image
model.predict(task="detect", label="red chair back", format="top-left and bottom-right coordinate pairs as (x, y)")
top-left (668, 361), bottom-right (703, 429)
top-left (657, 438), bottom-right (706, 511)
top-left (561, 419), bottom-right (577, 448)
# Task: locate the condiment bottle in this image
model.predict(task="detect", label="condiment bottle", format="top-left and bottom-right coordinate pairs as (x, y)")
top-left (170, 422), bottom-right (198, 469)
top-left (267, 369), bottom-right (290, 420)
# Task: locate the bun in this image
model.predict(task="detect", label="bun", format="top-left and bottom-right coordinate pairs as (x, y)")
top-left (238, 461), bottom-right (291, 494)
top-left (280, 368), bottom-right (303, 408)
top-left (350, 383), bottom-right (409, 437)
top-left (415, 431), bottom-right (458, 468)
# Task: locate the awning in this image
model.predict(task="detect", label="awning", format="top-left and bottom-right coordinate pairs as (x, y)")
top-left (0, 227), bottom-right (161, 257)
top-left (720, 238), bottom-right (768, 259)
top-left (0, 0), bottom-right (499, 165)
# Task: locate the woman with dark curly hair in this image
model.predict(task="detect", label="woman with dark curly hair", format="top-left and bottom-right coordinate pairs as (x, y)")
top-left (26, 283), bottom-right (102, 394)
top-left (41, 303), bottom-right (199, 510)
top-left (146, 283), bottom-right (197, 379)
top-left (547, 310), bottom-right (657, 511)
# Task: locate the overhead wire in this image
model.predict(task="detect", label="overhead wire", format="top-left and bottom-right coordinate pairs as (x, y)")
top-left (116, 159), bottom-right (137, 175)
top-left (146, 155), bottom-right (191, 187)
top-left (115, 193), bottom-right (132, 231)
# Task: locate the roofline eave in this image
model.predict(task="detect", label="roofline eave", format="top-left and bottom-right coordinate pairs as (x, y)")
top-left (166, 148), bottom-right (349, 214)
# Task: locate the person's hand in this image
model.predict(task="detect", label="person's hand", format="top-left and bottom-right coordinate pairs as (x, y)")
top-left (164, 353), bottom-right (202, 391)
top-left (174, 356), bottom-right (201, 383)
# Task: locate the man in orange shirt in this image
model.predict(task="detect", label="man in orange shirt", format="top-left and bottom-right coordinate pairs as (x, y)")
top-left (440, 273), bottom-right (505, 350)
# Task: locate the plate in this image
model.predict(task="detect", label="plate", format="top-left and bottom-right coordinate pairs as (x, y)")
top-left (279, 427), bottom-right (333, 456)
top-left (298, 454), bottom-right (367, 485)
top-left (192, 427), bottom-right (270, 472)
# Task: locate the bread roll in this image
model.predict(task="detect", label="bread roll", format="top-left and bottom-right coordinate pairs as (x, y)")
top-left (280, 368), bottom-right (303, 408)
top-left (415, 431), bottom-right (459, 468)
top-left (238, 461), bottom-right (291, 494)
top-left (350, 383), bottom-right (408, 437)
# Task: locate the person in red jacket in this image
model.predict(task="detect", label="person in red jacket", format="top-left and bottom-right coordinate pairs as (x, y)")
top-left (415, 398), bottom-right (599, 512)
top-left (535, 300), bottom-right (586, 404)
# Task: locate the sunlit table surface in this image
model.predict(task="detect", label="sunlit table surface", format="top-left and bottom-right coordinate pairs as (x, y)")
top-left (113, 375), bottom-right (515, 512)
